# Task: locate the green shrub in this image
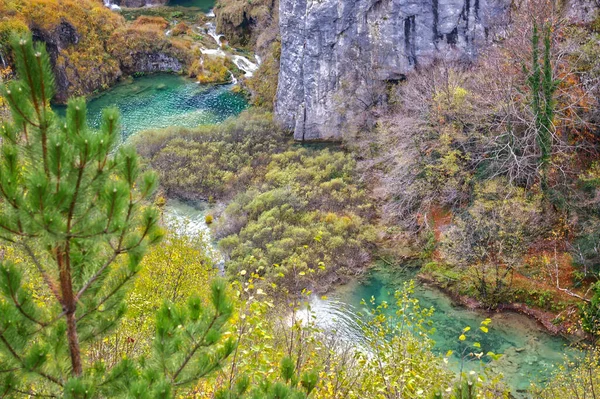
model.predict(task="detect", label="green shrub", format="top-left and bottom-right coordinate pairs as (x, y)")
top-left (134, 111), bottom-right (288, 201)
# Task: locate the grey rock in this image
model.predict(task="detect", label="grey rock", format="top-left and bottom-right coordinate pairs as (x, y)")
top-left (119, 52), bottom-right (184, 75)
top-left (111, 0), bottom-right (168, 7)
top-left (275, 0), bottom-right (513, 141)
top-left (31, 21), bottom-right (82, 102)
top-left (564, 0), bottom-right (599, 23)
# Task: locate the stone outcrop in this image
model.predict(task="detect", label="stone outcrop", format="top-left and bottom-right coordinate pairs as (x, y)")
top-left (108, 0), bottom-right (168, 8)
top-left (275, 0), bottom-right (512, 141)
top-left (30, 19), bottom-right (190, 102)
top-left (214, 0), bottom-right (278, 47)
top-left (565, 0), bottom-right (600, 23)
top-left (118, 52), bottom-right (184, 75)
top-left (31, 21), bottom-right (83, 101)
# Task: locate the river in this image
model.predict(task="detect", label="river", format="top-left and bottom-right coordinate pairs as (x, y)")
top-left (73, 75), bottom-right (578, 396)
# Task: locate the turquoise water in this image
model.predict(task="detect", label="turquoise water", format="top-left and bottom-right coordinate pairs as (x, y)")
top-left (168, 0), bottom-right (214, 10)
top-left (54, 74), bottom-right (247, 140)
top-left (311, 267), bottom-right (580, 396)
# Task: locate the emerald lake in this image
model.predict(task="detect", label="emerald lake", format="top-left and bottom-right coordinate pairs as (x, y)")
top-left (54, 74), bottom-right (247, 140)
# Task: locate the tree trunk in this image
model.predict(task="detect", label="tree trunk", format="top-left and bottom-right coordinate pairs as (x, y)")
top-left (57, 248), bottom-right (83, 376)
top-left (66, 310), bottom-right (83, 376)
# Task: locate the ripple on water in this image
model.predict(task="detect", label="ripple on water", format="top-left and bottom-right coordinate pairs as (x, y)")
top-left (53, 74), bottom-right (248, 140)
top-left (309, 269), bottom-right (581, 397)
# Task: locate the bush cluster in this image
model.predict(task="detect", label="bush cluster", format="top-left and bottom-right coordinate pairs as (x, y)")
top-left (136, 113), bottom-right (376, 292)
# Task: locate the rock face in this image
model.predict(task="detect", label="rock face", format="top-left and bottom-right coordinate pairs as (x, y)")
top-left (275, 0), bottom-right (512, 141)
top-left (565, 0), bottom-right (600, 23)
top-left (31, 21), bottom-right (85, 102)
top-left (108, 0), bottom-right (168, 8)
top-left (119, 52), bottom-right (184, 75)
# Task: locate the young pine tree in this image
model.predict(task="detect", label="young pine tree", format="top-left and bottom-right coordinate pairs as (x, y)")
top-left (525, 22), bottom-right (559, 184)
top-left (0, 35), bottom-right (234, 398)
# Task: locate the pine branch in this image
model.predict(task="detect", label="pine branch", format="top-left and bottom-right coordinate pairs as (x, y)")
top-left (172, 312), bottom-right (219, 382)
top-left (3, 90), bottom-right (40, 128)
top-left (21, 243), bottom-right (62, 303)
top-left (5, 274), bottom-right (47, 327)
top-left (174, 362), bottom-right (223, 387)
top-left (0, 332), bottom-right (63, 387)
top-left (11, 388), bottom-right (57, 398)
top-left (77, 270), bottom-right (136, 323)
top-left (75, 251), bottom-right (120, 300)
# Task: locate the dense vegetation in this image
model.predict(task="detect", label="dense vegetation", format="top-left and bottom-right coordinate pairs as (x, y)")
top-left (135, 117), bottom-right (376, 293)
top-left (0, 36), bottom-right (515, 399)
top-left (340, 4), bottom-right (600, 338)
top-left (1, 0), bottom-right (600, 396)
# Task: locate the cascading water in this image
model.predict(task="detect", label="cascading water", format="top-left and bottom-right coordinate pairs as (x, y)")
top-left (103, 0), bottom-right (122, 11)
top-left (204, 22), bottom-right (225, 47)
top-left (163, 199), bottom-right (225, 274)
top-left (196, 24), bottom-right (260, 79)
top-left (231, 55), bottom-right (259, 77)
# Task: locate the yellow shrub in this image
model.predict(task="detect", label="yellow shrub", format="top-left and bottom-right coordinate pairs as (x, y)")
top-left (131, 15), bottom-right (169, 30)
top-left (171, 21), bottom-right (190, 36)
top-left (193, 56), bottom-right (231, 84)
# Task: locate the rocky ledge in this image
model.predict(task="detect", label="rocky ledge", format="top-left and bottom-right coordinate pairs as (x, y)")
top-left (275, 0), bottom-right (598, 141)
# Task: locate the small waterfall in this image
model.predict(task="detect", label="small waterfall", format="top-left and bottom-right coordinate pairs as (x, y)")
top-left (165, 30), bottom-right (172, 36)
top-left (195, 22), bottom-right (259, 80)
top-left (231, 55), bottom-right (259, 78)
top-left (229, 72), bottom-right (238, 85)
top-left (255, 55), bottom-right (262, 65)
top-left (0, 51), bottom-right (7, 69)
top-left (206, 8), bottom-right (215, 17)
top-left (204, 22), bottom-right (225, 48)
top-left (200, 48), bottom-right (226, 57)
top-left (103, 0), bottom-right (121, 11)
top-left (163, 200), bottom-right (225, 274)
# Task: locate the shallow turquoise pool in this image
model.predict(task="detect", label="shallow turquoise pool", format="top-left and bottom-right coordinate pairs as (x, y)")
top-left (54, 74), bottom-right (247, 140)
top-left (310, 267), bottom-right (580, 396)
top-left (168, 0), bottom-right (214, 11)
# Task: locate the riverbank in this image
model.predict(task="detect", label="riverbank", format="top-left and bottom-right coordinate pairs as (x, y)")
top-left (417, 273), bottom-right (582, 338)
top-left (417, 264), bottom-right (594, 342)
